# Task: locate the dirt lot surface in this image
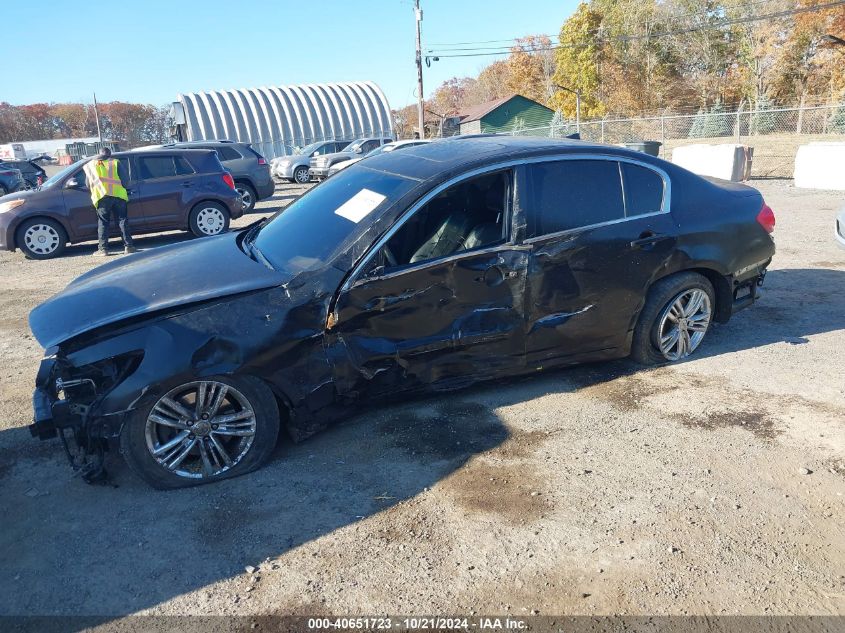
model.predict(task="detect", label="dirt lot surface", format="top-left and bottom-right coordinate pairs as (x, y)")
top-left (0, 180), bottom-right (843, 620)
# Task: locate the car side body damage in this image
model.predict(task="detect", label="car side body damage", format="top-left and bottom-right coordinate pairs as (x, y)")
top-left (27, 136), bottom-right (775, 484)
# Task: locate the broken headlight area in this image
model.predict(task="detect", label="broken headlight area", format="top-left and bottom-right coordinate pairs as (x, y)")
top-left (30, 349), bottom-right (143, 482)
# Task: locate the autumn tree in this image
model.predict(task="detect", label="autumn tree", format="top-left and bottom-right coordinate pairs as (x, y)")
top-left (506, 35), bottom-right (557, 104)
top-left (552, 2), bottom-right (607, 118)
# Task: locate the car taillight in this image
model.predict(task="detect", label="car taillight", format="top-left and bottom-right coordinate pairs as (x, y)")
top-left (257, 157), bottom-right (267, 166)
top-left (222, 173), bottom-right (235, 190)
top-left (756, 202), bottom-right (775, 234)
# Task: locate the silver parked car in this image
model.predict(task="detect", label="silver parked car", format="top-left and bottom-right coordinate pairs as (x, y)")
top-left (308, 137), bottom-right (393, 181)
top-left (272, 141), bottom-right (351, 184)
top-left (327, 139), bottom-right (431, 177)
top-left (836, 205), bottom-right (845, 249)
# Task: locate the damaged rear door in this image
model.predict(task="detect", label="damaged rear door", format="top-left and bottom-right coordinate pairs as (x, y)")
top-left (328, 168), bottom-right (529, 396)
top-left (522, 156), bottom-right (678, 363)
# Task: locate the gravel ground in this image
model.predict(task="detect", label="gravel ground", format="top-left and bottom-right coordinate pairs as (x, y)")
top-left (0, 179), bottom-right (843, 620)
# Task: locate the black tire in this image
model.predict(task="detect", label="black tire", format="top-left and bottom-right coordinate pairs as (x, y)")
top-left (235, 182), bottom-right (257, 213)
top-left (630, 272), bottom-right (715, 365)
top-left (15, 217), bottom-right (68, 260)
top-left (188, 201), bottom-right (230, 238)
top-left (293, 166), bottom-right (310, 184)
top-left (120, 374), bottom-right (280, 489)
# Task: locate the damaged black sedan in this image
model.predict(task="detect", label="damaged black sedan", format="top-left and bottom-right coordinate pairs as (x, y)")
top-left (28, 136), bottom-right (776, 488)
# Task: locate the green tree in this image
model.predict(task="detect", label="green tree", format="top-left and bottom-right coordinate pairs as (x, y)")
top-left (829, 104), bottom-right (845, 134)
top-left (551, 2), bottom-right (607, 118)
top-left (750, 94), bottom-right (777, 134)
top-left (702, 100), bottom-right (731, 137)
top-left (688, 108), bottom-right (706, 138)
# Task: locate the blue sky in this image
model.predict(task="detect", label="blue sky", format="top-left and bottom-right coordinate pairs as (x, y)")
top-left (3, 0), bottom-right (578, 110)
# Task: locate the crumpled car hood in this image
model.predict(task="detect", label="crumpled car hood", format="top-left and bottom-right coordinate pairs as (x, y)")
top-left (29, 232), bottom-right (291, 348)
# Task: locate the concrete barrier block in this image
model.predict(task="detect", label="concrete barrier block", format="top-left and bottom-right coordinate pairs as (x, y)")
top-left (794, 142), bottom-right (845, 190)
top-left (671, 144), bottom-right (753, 181)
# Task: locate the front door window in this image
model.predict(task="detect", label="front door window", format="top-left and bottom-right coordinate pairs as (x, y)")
top-left (328, 169), bottom-right (527, 397)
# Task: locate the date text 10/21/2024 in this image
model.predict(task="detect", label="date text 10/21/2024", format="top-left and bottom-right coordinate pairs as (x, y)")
top-left (306, 616), bottom-right (530, 630)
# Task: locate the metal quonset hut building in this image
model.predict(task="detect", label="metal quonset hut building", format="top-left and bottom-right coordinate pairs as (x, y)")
top-left (170, 81), bottom-right (394, 160)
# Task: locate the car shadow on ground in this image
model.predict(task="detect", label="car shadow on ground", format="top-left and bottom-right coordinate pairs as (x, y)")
top-left (0, 398), bottom-right (510, 620)
top-left (1, 268), bottom-right (843, 620)
top-left (695, 267), bottom-right (845, 358)
top-left (57, 231), bottom-right (194, 259)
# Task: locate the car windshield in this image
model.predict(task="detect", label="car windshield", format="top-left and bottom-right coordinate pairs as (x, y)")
top-left (253, 166), bottom-right (417, 273)
top-left (296, 142), bottom-right (324, 156)
top-left (39, 159), bottom-right (86, 189)
top-left (363, 144), bottom-right (393, 158)
top-left (344, 140), bottom-right (366, 153)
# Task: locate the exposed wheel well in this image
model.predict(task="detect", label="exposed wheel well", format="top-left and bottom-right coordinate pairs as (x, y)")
top-left (686, 267), bottom-right (732, 323)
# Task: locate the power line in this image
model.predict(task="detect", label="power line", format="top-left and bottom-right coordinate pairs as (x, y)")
top-left (427, 0), bottom-right (845, 57)
top-left (428, 0), bottom-right (784, 51)
top-left (428, 0), bottom-right (784, 50)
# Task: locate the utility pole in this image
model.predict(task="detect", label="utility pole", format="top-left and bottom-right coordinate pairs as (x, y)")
top-left (414, 0), bottom-right (425, 139)
top-left (92, 91), bottom-right (103, 143)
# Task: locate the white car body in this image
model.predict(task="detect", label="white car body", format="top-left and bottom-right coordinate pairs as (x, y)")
top-left (836, 205), bottom-right (845, 249)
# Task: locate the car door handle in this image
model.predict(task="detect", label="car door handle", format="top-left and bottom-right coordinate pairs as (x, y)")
top-left (630, 231), bottom-right (667, 249)
top-left (181, 181), bottom-right (193, 188)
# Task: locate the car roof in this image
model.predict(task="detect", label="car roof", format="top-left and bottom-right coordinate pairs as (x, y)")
top-left (116, 148), bottom-right (217, 156)
top-left (360, 135), bottom-right (671, 182)
top-left (165, 140), bottom-right (243, 147)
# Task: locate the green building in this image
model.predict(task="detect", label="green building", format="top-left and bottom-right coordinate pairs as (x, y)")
top-left (458, 94), bottom-right (555, 135)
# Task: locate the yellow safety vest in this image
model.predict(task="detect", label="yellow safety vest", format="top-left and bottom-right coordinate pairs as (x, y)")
top-left (83, 158), bottom-right (128, 206)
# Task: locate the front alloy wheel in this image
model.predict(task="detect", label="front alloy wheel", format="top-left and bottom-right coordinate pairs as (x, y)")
top-left (121, 374), bottom-right (279, 489)
top-left (145, 381), bottom-right (257, 479)
top-left (655, 289), bottom-right (712, 361)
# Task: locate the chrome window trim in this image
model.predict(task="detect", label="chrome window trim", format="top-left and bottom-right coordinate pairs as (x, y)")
top-left (522, 154), bottom-right (671, 244)
top-left (342, 153), bottom-right (672, 291)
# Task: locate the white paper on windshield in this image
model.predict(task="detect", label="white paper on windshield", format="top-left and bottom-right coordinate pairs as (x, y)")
top-left (334, 189), bottom-right (386, 223)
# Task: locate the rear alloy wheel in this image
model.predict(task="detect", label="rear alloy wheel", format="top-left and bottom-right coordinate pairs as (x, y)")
top-left (293, 166), bottom-right (310, 184)
top-left (235, 182), bottom-right (257, 213)
top-left (16, 218), bottom-right (68, 260)
top-left (189, 202), bottom-right (230, 237)
top-left (120, 375), bottom-right (280, 489)
top-left (630, 272), bottom-right (715, 365)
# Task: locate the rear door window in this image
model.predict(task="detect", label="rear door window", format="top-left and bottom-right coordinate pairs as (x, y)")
top-left (526, 159), bottom-right (625, 237)
top-left (138, 156), bottom-right (179, 179)
top-left (621, 162), bottom-right (664, 216)
top-left (174, 156), bottom-right (194, 175)
top-left (216, 146), bottom-right (242, 161)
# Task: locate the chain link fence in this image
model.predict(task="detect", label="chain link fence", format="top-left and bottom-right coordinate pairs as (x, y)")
top-left (506, 103), bottom-right (845, 179)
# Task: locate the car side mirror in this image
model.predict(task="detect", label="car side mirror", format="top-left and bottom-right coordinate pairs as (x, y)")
top-left (65, 178), bottom-right (80, 189)
top-left (354, 147), bottom-right (363, 154)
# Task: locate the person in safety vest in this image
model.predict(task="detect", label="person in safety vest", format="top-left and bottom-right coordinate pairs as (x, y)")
top-left (82, 147), bottom-right (136, 257)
